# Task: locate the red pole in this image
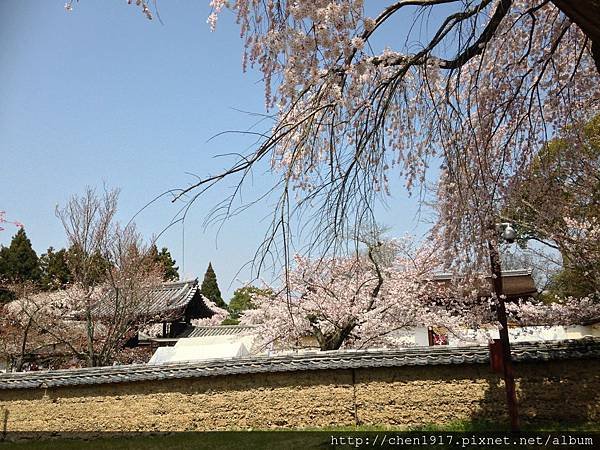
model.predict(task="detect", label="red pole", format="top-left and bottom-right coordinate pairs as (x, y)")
top-left (488, 239), bottom-right (520, 432)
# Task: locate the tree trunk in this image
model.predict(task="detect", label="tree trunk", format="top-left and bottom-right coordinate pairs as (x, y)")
top-left (317, 322), bottom-right (357, 351)
top-left (488, 239), bottom-right (520, 432)
top-left (85, 308), bottom-right (96, 367)
top-left (552, 0), bottom-right (600, 72)
top-left (15, 318), bottom-right (33, 372)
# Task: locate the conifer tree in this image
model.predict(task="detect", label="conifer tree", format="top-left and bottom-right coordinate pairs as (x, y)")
top-left (40, 247), bottom-right (72, 290)
top-left (148, 244), bottom-right (179, 281)
top-left (65, 244), bottom-right (110, 286)
top-left (0, 228), bottom-right (41, 283)
top-left (200, 262), bottom-right (226, 309)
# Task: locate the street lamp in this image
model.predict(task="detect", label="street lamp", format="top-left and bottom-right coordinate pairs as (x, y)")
top-left (497, 222), bottom-right (517, 243)
top-left (488, 222), bottom-right (519, 432)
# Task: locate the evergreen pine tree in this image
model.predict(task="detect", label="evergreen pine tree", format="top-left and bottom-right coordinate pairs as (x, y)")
top-left (0, 228), bottom-right (41, 283)
top-left (65, 244), bottom-right (110, 286)
top-left (148, 244), bottom-right (179, 281)
top-left (200, 262), bottom-right (226, 309)
top-left (0, 246), bottom-right (8, 280)
top-left (0, 246), bottom-right (13, 303)
top-left (40, 247), bottom-right (72, 290)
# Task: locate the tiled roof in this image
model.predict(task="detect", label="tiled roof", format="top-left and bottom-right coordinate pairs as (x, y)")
top-left (432, 269), bottom-right (533, 280)
top-left (431, 269), bottom-right (537, 298)
top-left (1, 338), bottom-right (599, 390)
top-left (92, 279), bottom-right (210, 321)
top-left (180, 325), bottom-right (257, 338)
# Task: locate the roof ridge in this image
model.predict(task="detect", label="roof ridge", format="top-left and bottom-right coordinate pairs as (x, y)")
top-left (2, 338), bottom-right (599, 390)
top-left (159, 278), bottom-right (198, 287)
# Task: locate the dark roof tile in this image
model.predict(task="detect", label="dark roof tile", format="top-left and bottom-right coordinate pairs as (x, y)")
top-left (1, 338), bottom-right (598, 390)
top-left (92, 279), bottom-right (213, 321)
top-left (181, 325), bottom-right (257, 338)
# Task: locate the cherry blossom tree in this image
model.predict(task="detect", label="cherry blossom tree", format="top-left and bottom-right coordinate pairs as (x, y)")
top-left (241, 238), bottom-right (600, 352)
top-left (240, 237), bottom-right (479, 350)
top-left (189, 4), bottom-right (596, 429)
top-left (70, 1), bottom-right (598, 286)
top-left (0, 285), bottom-right (94, 371)
top-left (0, 235), bottom-right (167, 370)
top-left (0, 283), bottom-right (51, 371)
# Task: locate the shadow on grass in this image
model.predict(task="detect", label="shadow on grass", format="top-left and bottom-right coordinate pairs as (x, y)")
top-left (1, 422), bottom-right (599, 450)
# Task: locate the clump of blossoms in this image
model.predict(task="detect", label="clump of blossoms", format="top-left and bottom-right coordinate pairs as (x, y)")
top-left (240, 237), bottom-right (486, 350)
top-left (191, 296), bottom-right (229, 326)
top-left (507, 296), bottom-right (600, 326)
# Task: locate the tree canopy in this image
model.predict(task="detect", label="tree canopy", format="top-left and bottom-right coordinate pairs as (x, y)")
top-left (68, 2), bottom-right (599, 282)
top-left (52, 186), bottom-right (166, 367)
top-left (228, 285), bottom-right (270, 319)
top-left (148, 244), bottom-right (179, 281)
top-left (506, 115), bottom-right (600, 298)
top-left (93, 1), bottom-right (598, 276)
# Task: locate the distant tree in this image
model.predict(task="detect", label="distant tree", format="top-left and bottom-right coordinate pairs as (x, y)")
top-left (0, 227), bottom-right (40, 306)
top-left (0, 229), bottom-right (41, 284)
top-left (200, 262), bottom-right (226, 309)
top-left (53, 186), bottom-right (164, 367)
top-left (547, 267), bottom-right (597, 300)
top-left (228, 286), bottom-right (270, 320)
top-left (39, 247), bottom-right (72, 290)
top-left (64, 244), bottom-right (111, 287)
top-left (506, 115), bottom-right (600, 298)
top-left (148, 244), bottom-right (179, 281)
top-left (220, 317), bottom-right (240, 325)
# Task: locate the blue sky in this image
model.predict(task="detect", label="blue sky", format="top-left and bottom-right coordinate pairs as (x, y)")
top-left (0, 1), bottom-right (435, 299)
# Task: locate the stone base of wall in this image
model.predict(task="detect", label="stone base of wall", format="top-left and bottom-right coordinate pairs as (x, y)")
top-left (1, 360), bottom-right (599, 433)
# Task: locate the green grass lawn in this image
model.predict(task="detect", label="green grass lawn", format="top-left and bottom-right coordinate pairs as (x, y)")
top-left (1, 422), bottom-right (598, 450)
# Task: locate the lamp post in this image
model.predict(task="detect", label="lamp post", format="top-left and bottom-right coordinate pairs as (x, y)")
top-left (488, 222), bottom-right (519, 432)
